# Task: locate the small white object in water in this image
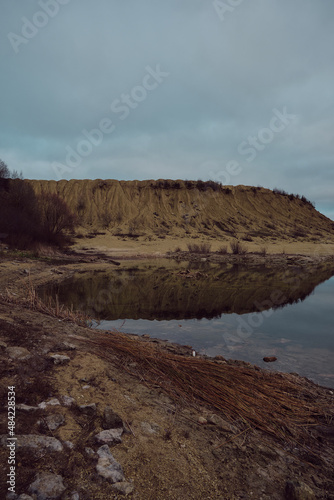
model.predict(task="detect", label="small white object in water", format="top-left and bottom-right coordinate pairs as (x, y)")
top-left (192, 350), bottom-right (196, 357)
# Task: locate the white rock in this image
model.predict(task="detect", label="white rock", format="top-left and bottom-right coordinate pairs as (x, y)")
top-left (49, 354), bottom-right (70, 365)
top-left (207, 414), bottom-right (235, 432)
top-left (78, 403), bottom-right (96, 415)
top-left (95, 428), bottom-right (123, 445)
top-left (112, 481), bottom-right (135, 496)
top-left (29, 471), bottom-right (66, 499)
top-left (60, 342), bottom-right (76, 350)
top-left (6, 346), bottom-right (31, 360)
top-left (38, 398), bottom-right (60, 409)
top-left (96, 445), bottom-right (125, 483)
top-left (44, 413), bottom-right (65, 431)
top-left (140, 421), bottom-right (160, 435)
top-left (60, 395), bottom-right (76, 407)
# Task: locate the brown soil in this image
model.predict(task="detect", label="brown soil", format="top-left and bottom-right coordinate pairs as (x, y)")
top-left (26, 179), bottom-right (334, 250)
top-left (0, 249), bottom-right (334, 499)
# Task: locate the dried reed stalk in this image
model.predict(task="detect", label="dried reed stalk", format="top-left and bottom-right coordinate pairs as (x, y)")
top-left (71, 331), bottom-right (334, 442)
top-left (1, 283), bottom-right (91, 327)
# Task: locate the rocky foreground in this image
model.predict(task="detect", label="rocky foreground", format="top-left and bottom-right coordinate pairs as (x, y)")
top-left (0, 252), bottom-right (334, 499)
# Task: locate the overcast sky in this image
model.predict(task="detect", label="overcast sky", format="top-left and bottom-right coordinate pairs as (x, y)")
top-left (1, 0), bottom-right (333, 219)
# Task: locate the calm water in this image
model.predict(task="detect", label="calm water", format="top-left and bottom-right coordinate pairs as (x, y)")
top-left (39, 260), bottom-right (334, 387)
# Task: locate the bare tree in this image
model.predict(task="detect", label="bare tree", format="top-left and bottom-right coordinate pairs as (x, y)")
top-left (0, 159), bottom-right (10, 178)
top-left (38, 192), bottom-right (77, 241)
top-left (0, 159), bottom-right (23, 179)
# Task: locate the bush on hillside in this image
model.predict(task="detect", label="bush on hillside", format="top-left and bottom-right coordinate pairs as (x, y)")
top-left (230, 240), bottom-right (248, 255)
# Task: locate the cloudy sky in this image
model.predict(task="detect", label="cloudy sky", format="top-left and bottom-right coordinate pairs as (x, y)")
top-left (1, 0), bottom-right (333, 218)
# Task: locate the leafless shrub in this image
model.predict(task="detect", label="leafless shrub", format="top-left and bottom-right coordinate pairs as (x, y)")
top-left (291, 228), bottom-right (307, 238)
top-left (100, 210), bottom-right (112, 229)
top-left (187, 242), bottom-right (211, 253)
top-left (260, 246), bottom-right (267, 256)
top-left (38, 192), bottom-right (77, 245)
top-left (230, 240), bottom-right (248, 255)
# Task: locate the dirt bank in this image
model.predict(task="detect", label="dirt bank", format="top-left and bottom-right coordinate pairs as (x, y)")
top-left (26, 179), bottom-right (334, 246)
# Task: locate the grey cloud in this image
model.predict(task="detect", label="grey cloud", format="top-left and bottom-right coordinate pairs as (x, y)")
top-left (0, 0), bottom-right (333, 218)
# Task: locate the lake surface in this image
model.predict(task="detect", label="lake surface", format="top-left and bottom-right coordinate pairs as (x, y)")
top-left (39, 259), bottom-right (334, 387)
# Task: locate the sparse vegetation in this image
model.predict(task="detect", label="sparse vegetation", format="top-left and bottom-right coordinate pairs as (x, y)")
top-left (260, 246), bottom-right (267, 256)
top-left (163, 429), bottom-right (172, 441)
top-left (150, 179), bottom-right (222, 191)
top-left (1, 173), bottom-right (331, 251)
top-left (291, 228), bottom-right (307, 238)
top-left (230, 240), bottom-right (248, 255)
top-left (273, 188), bottom-right (288, 196)
top-left (216, 245), bottom-right (228, 254)
top-left (187, 242), bottom-right (211, 253)
top-left (1, 283), bottom-right (91, 327)
top-left (100, 209), bottom-right (112, 229)
top-left (76, 197), bottom-right (86, 212)
top-left (273, 187), bottom-right (315, 207)
top-left (251, 186), bottom-right (262, 194)
top-left (195, 180), bottom-right (222, 192)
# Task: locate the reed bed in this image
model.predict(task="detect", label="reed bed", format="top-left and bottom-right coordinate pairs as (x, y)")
top-left (1, 284), bottom-right (91, 327)
top-left (72, 330), bottom-right (334, 442)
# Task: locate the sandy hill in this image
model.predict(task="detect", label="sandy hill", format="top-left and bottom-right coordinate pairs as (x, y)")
top-left (27, 179), bottom-right (334, 244)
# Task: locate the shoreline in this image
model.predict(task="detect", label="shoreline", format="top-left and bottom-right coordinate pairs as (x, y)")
top-left (0, 246), bottom-right (334, 498)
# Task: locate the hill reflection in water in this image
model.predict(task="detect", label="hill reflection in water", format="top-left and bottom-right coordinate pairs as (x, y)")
top-left (39, 259), bottom-right (334, 321)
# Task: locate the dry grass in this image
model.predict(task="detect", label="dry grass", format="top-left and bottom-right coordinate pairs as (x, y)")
top-left (187, 242), bottom-right (211, 253)
top-left (1, 284), bottom-right (91, 327)
top-left (230, 240), bottom-right (248, 255)
top-left (25, 180), bottom-right (334, 248)
top-left (216, 245), bottom-right (228, 255)
top-left (260, 246), bottom-right (267, 256)
top-left (71, 330), bottom-right (334, 444)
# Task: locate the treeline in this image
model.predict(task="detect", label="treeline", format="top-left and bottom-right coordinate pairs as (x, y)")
top-left (150, 179), bottom-right (224, 192)
top-left (0, 161), bottom-right (76, 249)
top-left (272, 187), bottom-right (315, 207)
